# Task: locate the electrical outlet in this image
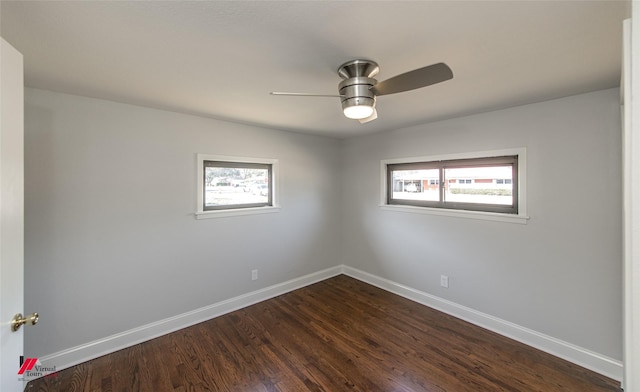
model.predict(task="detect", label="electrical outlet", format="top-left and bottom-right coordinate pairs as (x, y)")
top-left (440, 275), bottom-right (449, 288)
top-left (252, 269), bottom-right (258, 281)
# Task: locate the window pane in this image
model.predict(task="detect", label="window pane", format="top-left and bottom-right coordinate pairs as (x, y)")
top-left (204, 166), bottom-right (269, 208)
top-left (391, 169), bottom-right (440, 202)
top-left (444, 166), bottom-right (513, 205)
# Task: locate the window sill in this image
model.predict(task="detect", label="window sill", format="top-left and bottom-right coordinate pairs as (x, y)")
top-left (196, 206), bottom-right (281, 220)
top-left (379, 204), bottom-right (529, 224)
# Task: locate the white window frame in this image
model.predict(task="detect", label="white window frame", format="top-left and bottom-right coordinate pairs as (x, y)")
top-left (380, 148), bottom-right (529, 224)
top-left (196, 154), bottom-right (280, 219)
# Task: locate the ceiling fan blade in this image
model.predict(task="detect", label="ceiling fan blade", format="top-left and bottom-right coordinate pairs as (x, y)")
top-left (270, 92), bottom-right (343, 98)
top-left (370, 62), bottom-right (453, 96)
top-left (358, 108), bottom-right (378, 124)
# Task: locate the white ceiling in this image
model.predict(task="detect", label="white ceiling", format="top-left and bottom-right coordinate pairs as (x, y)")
top-left (0, 1), bottom-right (630, 138)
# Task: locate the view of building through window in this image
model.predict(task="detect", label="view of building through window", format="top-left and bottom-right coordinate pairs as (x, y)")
top-left (392, 168), bottom-right (440, 202)
top-left (204, 163), bottom-right (271, 209)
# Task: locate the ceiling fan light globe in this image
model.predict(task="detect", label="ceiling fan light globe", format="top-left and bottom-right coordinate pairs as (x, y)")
top-left (341, 96), bottom-right (375, 120)
top-left (343, 105), bottom-right (374, 120)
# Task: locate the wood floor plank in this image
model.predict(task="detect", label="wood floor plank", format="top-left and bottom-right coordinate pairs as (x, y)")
top-left (26, 275), bottom-right (621, 391)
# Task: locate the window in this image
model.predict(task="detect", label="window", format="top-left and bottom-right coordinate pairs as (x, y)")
top-left (386, 155), bottom-right (519, 215)
top-left (203, 161), bottom-right (272, 210)
top-left (196, 154), bottom-right (279, 219)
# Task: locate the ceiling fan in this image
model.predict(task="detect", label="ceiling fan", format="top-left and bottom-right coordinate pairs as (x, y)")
top-left (271, 59), bottom-right (453, 124)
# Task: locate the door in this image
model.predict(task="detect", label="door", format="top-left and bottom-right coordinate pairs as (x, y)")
top-left (0, 37), bottom-right (25, 392)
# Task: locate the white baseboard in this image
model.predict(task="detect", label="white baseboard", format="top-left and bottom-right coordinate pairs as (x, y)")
top-left (39, 265), bottom-right (343, 372)
top-left (341, 265), bottom-right (623, 382)
top-left (39, 264), bottom-right (622, 383)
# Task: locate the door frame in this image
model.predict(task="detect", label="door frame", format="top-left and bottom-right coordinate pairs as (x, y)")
top-left (0, 37), bottom-right (25, 392)
top-left (622, 7), bottom-right (640, 390)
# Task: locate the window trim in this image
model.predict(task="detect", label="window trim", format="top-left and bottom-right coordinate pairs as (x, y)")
top-left (196, 154), bottom-right (280, 219)
top-left (380, 148), bottom-right (529, 224)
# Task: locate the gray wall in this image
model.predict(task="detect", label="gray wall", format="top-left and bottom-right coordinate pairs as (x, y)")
top-left (341, 88), bottom-right (622, 360)
top-left (24, 87), bottom-right (622, 363)
top-left (24, 88), bottom-right (342, 356)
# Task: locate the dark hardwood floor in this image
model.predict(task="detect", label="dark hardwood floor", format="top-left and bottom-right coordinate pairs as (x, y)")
top-left (26, 275), bottom-right (621, 391)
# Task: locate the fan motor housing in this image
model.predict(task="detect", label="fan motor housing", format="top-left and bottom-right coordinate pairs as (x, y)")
top-left (337, 60), bottom-right (380, 115)
top-left (339, 76), bottom-right (377, 112)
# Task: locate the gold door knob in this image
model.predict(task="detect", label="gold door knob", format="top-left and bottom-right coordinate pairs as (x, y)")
top-left (11, 312), bottom-right (38, 332)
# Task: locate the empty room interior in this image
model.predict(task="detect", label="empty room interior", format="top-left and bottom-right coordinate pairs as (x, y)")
top-left (1, 1), bottom-right (639, 391)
